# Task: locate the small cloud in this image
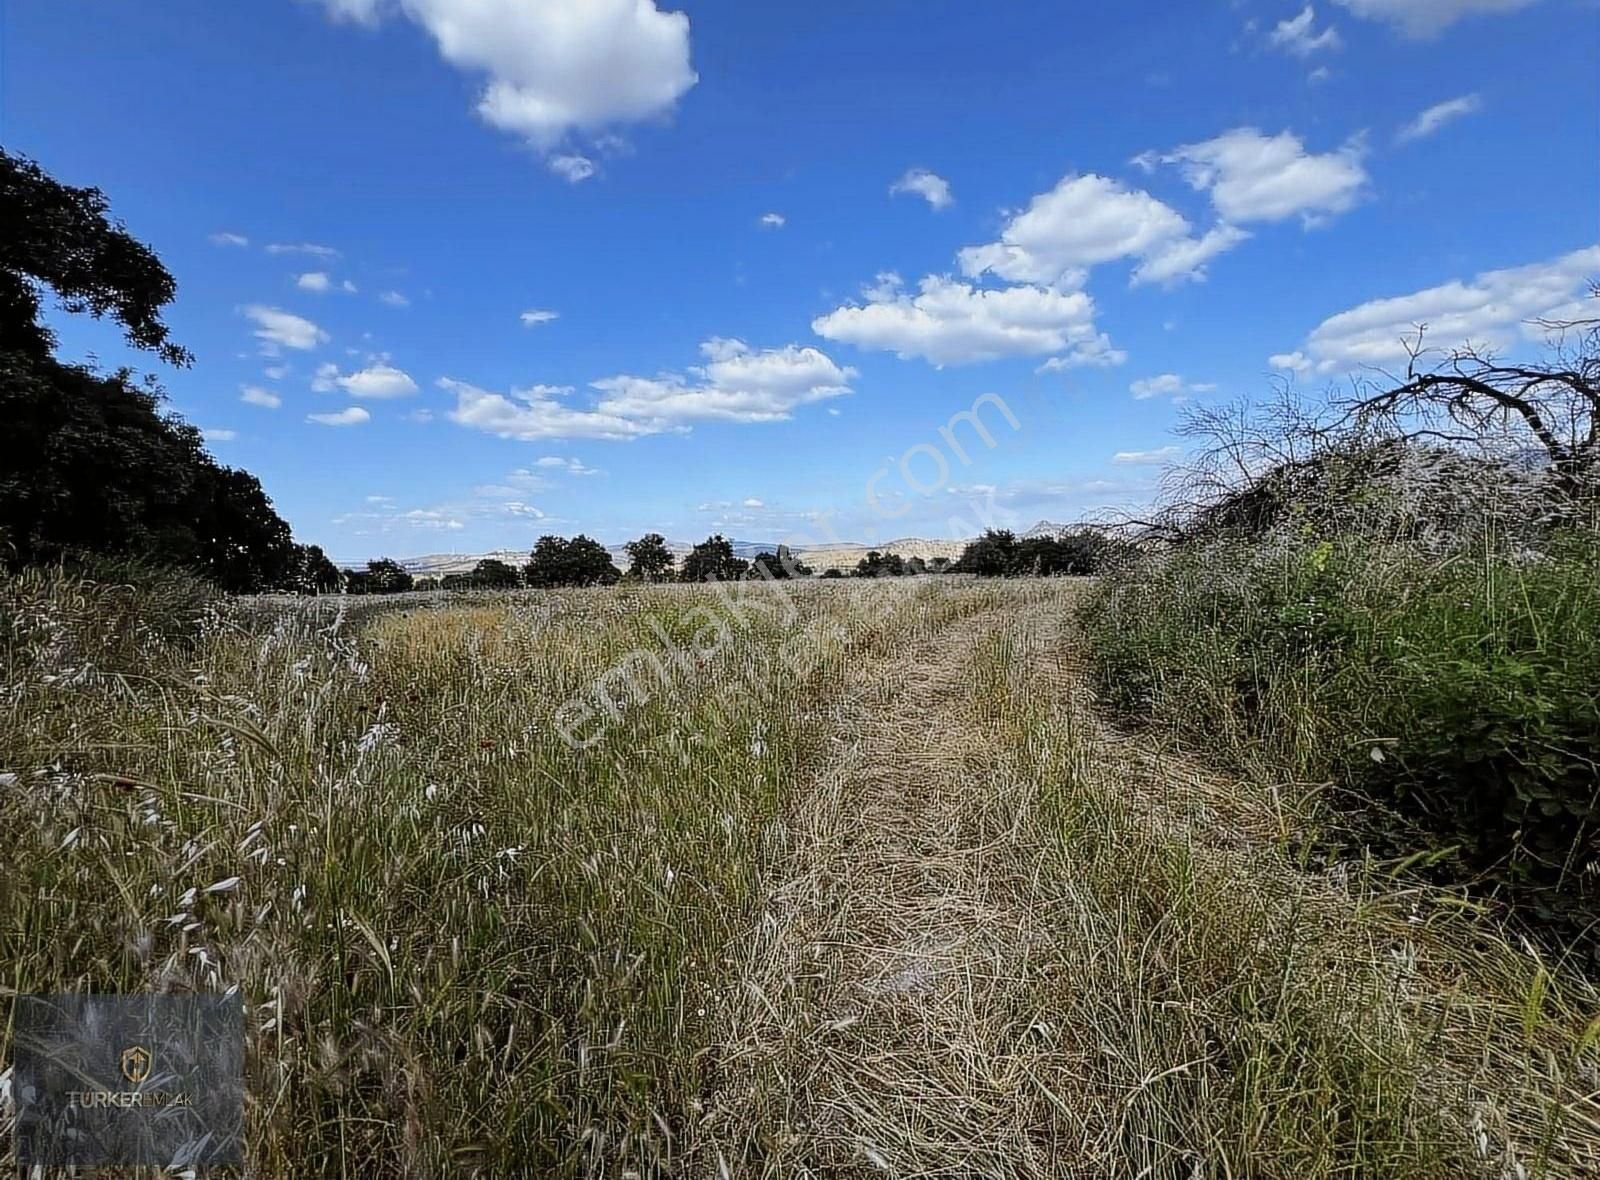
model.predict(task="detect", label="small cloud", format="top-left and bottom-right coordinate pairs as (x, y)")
top-left (1396, 93), bottom-right (1482, 143)
top-left (1130, 373), bottom-right (1214, 400)
top-left (266, 242), bottom-right (339, 258)
top-left (742, 497), bottom-right (764, 507)
top-left (307, 406), bottom-right (371, 427)
top-left (1269, 350), bottom-right (1313, 373)
top-left (262, 364), bottom-right (289, 380)
top-left (407, 408), bottom-right (435, 424)
top-left (889, 167), bottom-right (954, 210)
top-left (209, 231), bottom-right (249, 247)
top-left (520, 308), bottom-right (560, 327)
top-left (548, 154), bottom-right (596, 183)
top-left (759, 212), bottom-right (786, 228)
top-left (1308, 66), bottom-right (1332, 84)
top-left (242, 305), bottom-right (328, 352)
top-left (297, 271), bottom-right (332, 293)
top-left (341, 279), bottom-right (358, 293)
top-left (1268, 5), bottom-right (1342, 56)
top-left (240, 385), bottom-right (282, 409)
top-left (378, 290), bottom-right (410, 308)
top-left (315, 362), bottom-right (419, 399)
top-left (366, 494), bottom-right (395, 504)
top-left (1112, 445), bottom-right (1181, 465)
top-left (202, 427), bottom-right (238, 443)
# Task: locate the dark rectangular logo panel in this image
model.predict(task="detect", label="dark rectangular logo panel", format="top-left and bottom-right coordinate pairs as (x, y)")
top-left (13, 994), bottom-right (244, 1167)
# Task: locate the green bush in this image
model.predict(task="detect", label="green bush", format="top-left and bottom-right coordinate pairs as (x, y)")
top-left (1083, 532), bottom-right (1600, 955)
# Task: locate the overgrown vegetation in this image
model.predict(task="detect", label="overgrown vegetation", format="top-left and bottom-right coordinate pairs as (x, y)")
top-left (1084, 322), bottom-right (1600, 964)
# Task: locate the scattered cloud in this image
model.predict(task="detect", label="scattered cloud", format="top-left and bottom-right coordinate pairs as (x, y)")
top-left (242, 305), bottom-right (329, 352)
top-left (534, 455), bottom-right (603, 475)
top-left (890, 168), bottom-right (954, 210)
top-left (590, 338), bottom-right (855, 424)
top-left (378, 289), bottom-right (411, 308)
top-left (1330, 0), bottom-right (1538, 38)
top-left (548, 153), bottom-right (596, 183)
top-left (813, 272), bottom-right (1114, 367)
top-left (1268, 6), bottom-right (1343, 55)
top-left (314, 0), bottom-right (697, 171)
top-left (308, 406), bottom-right (371, 427)
top-left (1113, 445), bottom-right (1182, 465)
top-left (266, 242), bottom-right (339, 258)
top-left (1396, 93), bottom-right (1482, 143)
top-left (314, 361), bottom-right (420, 398)
top-left (297, 271), bottom-right (333, 292)
top-left (957, 173), bottom-right (1245, 288)
top-left (1154, 128), bottom-right (1368, 224)
top-left (1286, 245), bottom-right (1600, 370)
top-left (209, 231), bottom-right (249, 247)
top-left (445, 379), bottom-right (660, 441)
top-left (759, 212), bottom-right (787, 228)
top-left (1269, 350), bottom-right (1314, 373)
top-left (1130, 373), bottom-right (1217, 400)
top-left (262, 364), bottom-right (290, 380)
top-left (448, 337), bottom-right (855, 440)
top-left (240, 385), bottom-right (283, 409)
top-left (202, 427), bottom-right (238, 443)
top-left (520, 308), bottom-right (560, 327)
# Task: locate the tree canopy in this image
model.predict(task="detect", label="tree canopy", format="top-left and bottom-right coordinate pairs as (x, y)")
top-left (1, 147), bottom-right (191, 366)
top-left (679, 534), bottom-right (749, 582)
top-left (624, 532), bottom-right (675, 581)
top-left (524, 535), bottom-right (621, 587)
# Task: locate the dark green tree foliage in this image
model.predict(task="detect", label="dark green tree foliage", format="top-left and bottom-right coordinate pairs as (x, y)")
top-left (953, 529), bottom-right (1020, 575)
top-left (469, 558), bottom-right (521, 589)
top-left (624, 532), bottom-right (675, 581)
top-left (955, 529), bottom-right (1122, 576)
top-left (0, 149), bottom-right (304, 592)
top-left (749, 544), bottom-right (810, 579)
top-left (282, 543), bottom-right (343, 594)
top-left (523, 535), bottom-right (621, 587)
top-left (854, 549), bottom-right (907, 577)
top-left (1, 147), bottom-right (190, 365)
top-left (679, 534), bottom-right (749, 582)
top-left (346, 558), bottom-right (413, 595)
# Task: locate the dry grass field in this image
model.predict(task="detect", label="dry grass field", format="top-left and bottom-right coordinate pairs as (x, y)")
top-left (2, 572), bottom-right (1598, 1177)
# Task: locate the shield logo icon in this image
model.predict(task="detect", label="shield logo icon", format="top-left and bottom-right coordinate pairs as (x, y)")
top-left (120, 1044), bottom-right (153, 1084)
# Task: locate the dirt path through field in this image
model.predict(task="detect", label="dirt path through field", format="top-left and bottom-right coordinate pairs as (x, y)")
top-left (697, 597), bottom-right (1078, 1177)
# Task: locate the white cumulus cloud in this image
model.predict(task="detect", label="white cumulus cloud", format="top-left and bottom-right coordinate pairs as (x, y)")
top-left (759, 212), bottom-right (786, 228)
top-left (957, 173), bottom-right (1243, 288)
top-left (1155, 128), bottom-right (1368, 224)
top-left (315, 362), bottom-right (420, 399)
top-left (447, 338), bottom-right (854, 439)
top-left (520, 309), bottom-right (560, 327)
top-left (813, 272), bottom-right (1113, 367)
top-left (308, 406), bottom-right (371, 427)
top-left (297, 271), bottom-right (332, 292)
top-left (1287, 245), bottom-right (1600, 370)
top-left (890, 168), bottom-right (954, 210)
top-left (243, 305), bottom-right (329, 352)
top-left (240, 385), bottom-right (283, 409)
top-left (315, 0), bottom-right (697, 163)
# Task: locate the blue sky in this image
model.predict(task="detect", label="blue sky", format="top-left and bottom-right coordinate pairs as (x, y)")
top-left (7, 0), bottom-right (1598, 559)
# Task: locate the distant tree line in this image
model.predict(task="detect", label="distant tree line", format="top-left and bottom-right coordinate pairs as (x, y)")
top-left (335, 529), bottom-right (1129, 596)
